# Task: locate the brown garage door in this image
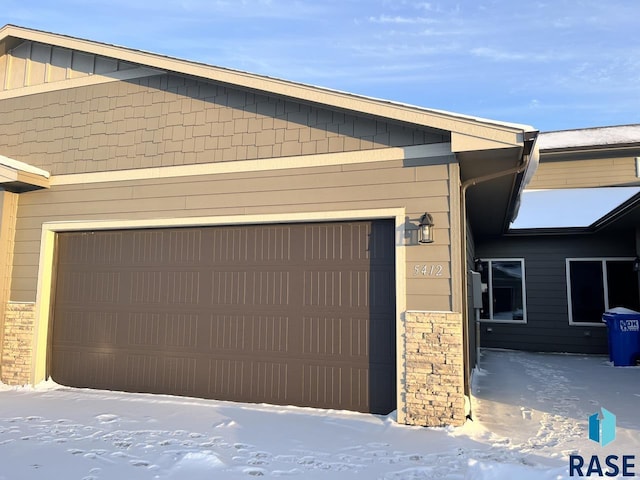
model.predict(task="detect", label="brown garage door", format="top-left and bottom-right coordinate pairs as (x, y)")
top-left (50, 220), bottom-right (396, 414)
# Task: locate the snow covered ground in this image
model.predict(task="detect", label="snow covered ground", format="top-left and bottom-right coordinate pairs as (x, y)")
top-left (0, 349), bottom-right (638, 479)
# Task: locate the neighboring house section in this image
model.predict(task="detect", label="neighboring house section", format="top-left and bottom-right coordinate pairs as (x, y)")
top-left (0, 25), bottom-right (538, 427)
top-left (476, 124), bottom-right (640, 354)
top-left (527, 125), bottom-right (640, 189)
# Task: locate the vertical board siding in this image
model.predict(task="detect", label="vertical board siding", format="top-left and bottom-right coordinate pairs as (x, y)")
top-left (1, 40), bottom-right (124, 91)
top-left (50, 220), bottom-right (396, 413)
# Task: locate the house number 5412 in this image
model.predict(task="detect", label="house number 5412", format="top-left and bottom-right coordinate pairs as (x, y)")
top-left (413, 264), bottom-right (444, 276)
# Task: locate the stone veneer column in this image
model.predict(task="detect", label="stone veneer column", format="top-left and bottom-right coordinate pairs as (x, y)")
top-left (402, 311), bottom-right (466, 427)
top-left (1, 302), bottom-right (35, 385)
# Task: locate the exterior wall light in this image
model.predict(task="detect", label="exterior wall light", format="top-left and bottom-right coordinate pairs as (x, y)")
top-left (474, 258), bottom-right (484, 272)
top-left (418, 213), bottom-right (434, 244)
top-left (634, 257), bottom-right (640, 272)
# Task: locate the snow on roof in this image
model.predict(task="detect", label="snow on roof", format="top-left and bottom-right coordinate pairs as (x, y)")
top-left (538, 124), bottom-right (640, 151)
top-left (0, 154), bottom-right (50, 178)
top-left (510, 186), bottom-right (640, 229)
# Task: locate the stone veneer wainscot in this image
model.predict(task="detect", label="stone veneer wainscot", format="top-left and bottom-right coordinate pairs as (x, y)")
top-left (401, 311), bottom-right (466, 427)
top-left (1, 302), bottom-right (35, 385)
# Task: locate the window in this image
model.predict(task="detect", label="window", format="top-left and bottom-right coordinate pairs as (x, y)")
top-left (566, 258), bottom-right (640, 326)
top-left (479, 259), bottom-right (526, 323)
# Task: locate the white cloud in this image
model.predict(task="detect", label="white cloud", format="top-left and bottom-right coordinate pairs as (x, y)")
top-left (368, 15), bottom-right (436, 24)
top-left (470, 47), bottom-right (527, 61)
top-left (470, 47), bottom-right (567, 63)
top-left (415, 2), bottom-right (433, 11)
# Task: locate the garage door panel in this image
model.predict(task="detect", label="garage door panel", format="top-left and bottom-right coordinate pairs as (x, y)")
top-left (206, 358), bottom-right (246, 399)
top-left (240, 271), bottom-right (290, 306)
top-left (205, 358), bottom-right (292, 404)
top-left (301, 316), bottom-right (348, 357)
top-left (127, 313), bottom-right (165, 347)
top-left (124, 354), bottom-right (198, 395)
top-left (129, 270), bottom-right (202, 305)
top-left (132, 229), bottom-right (203, 264)
top-left (55, 270), bottom-right (121, 304)
top-left (303, 222), bottom-right (390, 264)
top-left (52, 349), bottom-right (118, 390)
top-left (122, 313), bottom-right (202, 351)
top-left (301, 364), bottom-right (345, 408)
top-left (162, 356), bottom-right (198, 393)
top-left (211, 226), bottom-right (292, 264)
top-left (166, 313), bottom-right (200, 348)
top-left (247, 361), bottom-right (290, 403)
top-left (57, 231), bottom-right (124, 265)
top-left (52, 310), bottom-right (118, 347)
top-left (301, 364), bottom-right (374, 411)
top-left (208, 314), bottom-right (292, 354)
top-left (300, 315), bottom-right (390, 365)
top-left (304, 269), bottom-right (392, 310)
top-left (303, 271), bottom-right (344, 307)
top-left (51, 220), bottom-right (396, 414)
top-left (210, 271), bottom-right (291, 306)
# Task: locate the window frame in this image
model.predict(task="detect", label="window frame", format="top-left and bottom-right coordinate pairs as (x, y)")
top-left (565, 257), bottom-right (636, 326)
top-left (479, 258), bottom-right (527, 324)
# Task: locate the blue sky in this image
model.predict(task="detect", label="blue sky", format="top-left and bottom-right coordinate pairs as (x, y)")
top-left (3, 0), bottom-right (639, 131)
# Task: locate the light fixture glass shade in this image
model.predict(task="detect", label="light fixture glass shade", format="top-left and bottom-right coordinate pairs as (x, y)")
top-left (418, 213), bottom-right (434, 244)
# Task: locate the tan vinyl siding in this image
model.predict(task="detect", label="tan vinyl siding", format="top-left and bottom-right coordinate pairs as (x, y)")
top-left (528, 155), bottom-right (638, 189)
top-left (0, 74), bottom-right (447, 176)
top-left (12, 158), bottom-right (455, 312)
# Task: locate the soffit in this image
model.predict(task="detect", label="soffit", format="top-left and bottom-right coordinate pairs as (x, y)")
top-left (458, 146), bottom-right (526, 240)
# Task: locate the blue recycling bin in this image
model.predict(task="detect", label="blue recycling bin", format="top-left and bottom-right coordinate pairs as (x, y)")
top-left (602, 309), bottom-right (640, 367)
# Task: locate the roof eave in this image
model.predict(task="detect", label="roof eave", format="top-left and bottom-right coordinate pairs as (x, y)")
top-left (0, 24), bottom-right (533, 148)
top-left (0, 154), bottom-right (50, 192)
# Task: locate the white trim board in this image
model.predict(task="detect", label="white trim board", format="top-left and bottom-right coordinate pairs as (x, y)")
top-left (48, 143), bottom-right (454, 186)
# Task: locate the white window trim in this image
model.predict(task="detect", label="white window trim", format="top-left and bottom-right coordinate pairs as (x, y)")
top-left (566, 257), bottom-right (636, 326)
top-left (479, 258), bottom-right (527, 324)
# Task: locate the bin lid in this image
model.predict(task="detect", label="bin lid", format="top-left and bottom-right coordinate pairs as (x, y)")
top-left (605, 307), bottom-right (640, 314)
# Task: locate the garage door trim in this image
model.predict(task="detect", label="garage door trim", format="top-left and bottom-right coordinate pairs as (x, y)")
top-left (32, 208), bottom-right (407, 408)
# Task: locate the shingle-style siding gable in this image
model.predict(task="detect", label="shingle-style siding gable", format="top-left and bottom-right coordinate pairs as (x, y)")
top-left (0, 73), bottom-right (448, 175)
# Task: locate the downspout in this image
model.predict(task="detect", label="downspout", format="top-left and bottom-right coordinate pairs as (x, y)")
top-left (459, 133), bottom-right (539, 415)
